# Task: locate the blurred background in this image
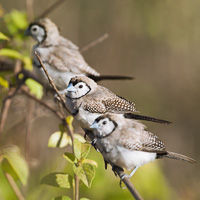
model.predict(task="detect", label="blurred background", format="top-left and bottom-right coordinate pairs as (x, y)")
top-left (0, 0), bottom-right (200, 199)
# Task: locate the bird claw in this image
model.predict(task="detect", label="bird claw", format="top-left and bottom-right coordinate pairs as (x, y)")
top-left (119, 174), bottom-right (130, 189)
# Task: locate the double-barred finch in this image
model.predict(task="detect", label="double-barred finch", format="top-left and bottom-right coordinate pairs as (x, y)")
top-left (90, 114), bottom-right (196, 178)
top-left (25, 18), bottom-right (133, 90)
top-left (63, 76), bottom-right (171, 130)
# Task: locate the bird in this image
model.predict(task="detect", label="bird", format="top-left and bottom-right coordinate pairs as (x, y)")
top-left (24, 18), bottom-right (134, 90)
top-left (89, 114), bottom-right (196, 178)
top-left (63, 76), bottom-right (171, 131)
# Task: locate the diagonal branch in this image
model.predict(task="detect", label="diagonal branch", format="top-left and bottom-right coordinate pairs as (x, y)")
top-left (85, 131), bottom-right (143, 200)
top-left (80, 33), bottom-right (109, 53)
top-left (34, 51), bottom-right (81, 199)
top-left (36, 0), bottom-right (66, 20)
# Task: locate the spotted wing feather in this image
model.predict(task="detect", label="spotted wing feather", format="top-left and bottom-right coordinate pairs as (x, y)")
top-left (103, 95), bottom-right (137, 113)
top-left (121, 130), bottom-right (166, 153)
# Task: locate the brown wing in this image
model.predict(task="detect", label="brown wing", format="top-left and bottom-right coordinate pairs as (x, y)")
top-left (120, 130), bottom-right (166, 153)
top-left (48, 44), bottom-right (100, 76)
top-left (103, 95), bottom-right (137, 113)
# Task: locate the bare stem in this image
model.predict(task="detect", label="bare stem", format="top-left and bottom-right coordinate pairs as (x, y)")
top-left (85, 131), bottom-right (143, 200)
top-left (80, 33), bottom-right (109, 53)
top-left (25, 98), bottom-right (34, 160)
top-left (25, 0), bottom-right (34, 22)
top-left (5, 173), bottom-right (25, 200)
top-left (36, 0), bottom-right (66, 20)
top-left (34, 51), bottom-right (80, 199)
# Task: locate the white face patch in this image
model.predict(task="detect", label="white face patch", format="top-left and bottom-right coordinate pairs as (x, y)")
top-left (95, 118), bottom-right (116, 137)
top-left (30, 25), bottom-right (45, 43)
top-left (68, 82), bottom-right (90, 99)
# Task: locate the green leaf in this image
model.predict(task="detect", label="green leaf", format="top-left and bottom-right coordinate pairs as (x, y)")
top-left (2, 145), bottom-right (29, 185)
top-left (73, 163), bottom-right (95, 188)
top-left (25, 78), bottom-right (43, 99)
top-left (0, 48), bottom-right (23, 60)
top-left (63, 153), bottom-right (76, 164)
top-left (4, 10), bottom-right (28, 35)
top-left (80, 198), bottom-right (90, 200)
top-left (74, 134), bottom-right (86, 143)
top-left (73, 139), bottom-right (90, 160)
top-left (48, 131), bottom-right (71, 148)
top-left (41, 173), bottom-right (73, 188)
top-left (82, 159), bottom-right (98, 168)
top-left (0, 77), bottom-right (9, 88)
top-left (52, 196), bottom-right (71, 200)
top-left (0, 32), bottom-right (10, 41)
top-left (23, 56), bottom-right (32, 70)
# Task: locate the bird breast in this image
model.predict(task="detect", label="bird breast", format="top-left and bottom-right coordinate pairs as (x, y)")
top-left (106, 146), bottom-right (157, 171)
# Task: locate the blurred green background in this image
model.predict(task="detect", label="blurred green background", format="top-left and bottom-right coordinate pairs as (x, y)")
top-left (0, 0), bottom-right (200, 199)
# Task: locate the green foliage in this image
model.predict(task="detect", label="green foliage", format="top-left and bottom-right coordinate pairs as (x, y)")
top-left (41, 173), bottom-right (73, 189)
top-left (73, 139), bottom-right (90, 160)
top-left (1, 145), bottom-right (29, 185)
top-left (0, 76), bottom-right (9, 88)
top-left (25, 78), bottom-right (43, 99)
top-left (4, 10), bottom-right (28, 36)
top-left (0, 32), bottom-right (10, 41)
top-left (73, 163), bottom-right (95, 188)
top-left (0, 166), bottom-right (17, 200)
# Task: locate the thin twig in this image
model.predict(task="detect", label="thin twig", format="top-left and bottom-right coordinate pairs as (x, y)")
top-left (25, 98), bottom-right (34, 160)
top-left (36, 0), bottom-right (66, 20)
top-left (114, 168), bottom-right (143, 200)
top-left (25, 0), bottom-right (34, 22)
top-left (34, 51), bottom-right (79, 199)
top-left (21, 87), bottom-right (63, 120)
top-left (5, 173), bottom-right (25, 200)
top-left (80, 33), bottom-right (109, 53)
top-left (34, 51), bottom-right (67, 108)
top-left (0, 88), bottom-right (15, 136)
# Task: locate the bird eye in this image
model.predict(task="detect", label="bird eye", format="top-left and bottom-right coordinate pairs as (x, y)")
top-left (32, 27), bottom-right (37, 32)
top-left (102, 121), bottom-right (107, 125)
top-left (79, 85), bottom-right (83, 89)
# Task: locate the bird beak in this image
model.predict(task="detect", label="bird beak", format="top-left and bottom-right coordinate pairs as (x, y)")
top-left (90, 121), bottom-right (99, 130)
top-left (66, 83), bottom-right (77, 92)
top-left (24, 28), bottom-right (30, 36)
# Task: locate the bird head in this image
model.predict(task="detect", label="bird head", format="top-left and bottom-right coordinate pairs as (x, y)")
top-left (64, 76), bottom-right (97, 99)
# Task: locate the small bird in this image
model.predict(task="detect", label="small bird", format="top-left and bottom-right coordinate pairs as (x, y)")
top-left (25, 18), bottom-right (133, 90)
top-left (63, 76), bottom-right (171, 131)
top-left (90, 114), bottom-right (196, 178)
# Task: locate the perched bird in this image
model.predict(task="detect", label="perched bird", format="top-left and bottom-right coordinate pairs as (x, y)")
top-left (90, 114), bottom-right (196, 178)
top-left (63, 76), bottom-right (171, 131)
top-left (25, 18), bottom-right (133, 90)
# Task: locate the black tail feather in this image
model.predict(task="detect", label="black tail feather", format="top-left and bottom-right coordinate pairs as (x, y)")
top-left (158, 151), bottom-right (197, 164)
top-left (124, 113), bottom-right (172, 125)
top-left (88, 75), bottom-right (134, 82)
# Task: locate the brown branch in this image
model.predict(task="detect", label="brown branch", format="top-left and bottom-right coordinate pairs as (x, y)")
top-left (34, 51), bottom-right (80, 199)
top-left (114, 168), bottom-right (143, 200)
top-left (34, 51), bottom-right (67, 108)
top-left (0, 60), bottom-right (23, 136)
top-left (26, 0), bottom-right (34, 22)
top-left (36, 0), bottom-right (66, 20)
top-left (80, 33), bottom-right (109, 53)
top-left (5, 173), bottom-right (25, 200)
top-left (85, 131), bottom-right (143, 200)
top-left (25, 98), bottom-right (34, 160)
top-left (0, 88), bottom-right (15, 136)
top-left (21, 87), bottom-right (63, 120)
